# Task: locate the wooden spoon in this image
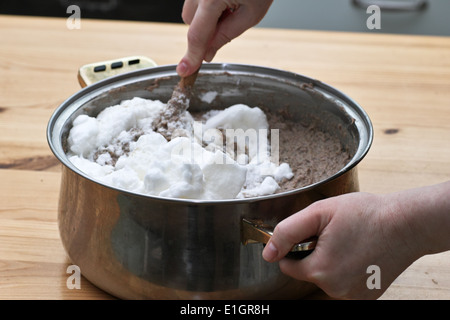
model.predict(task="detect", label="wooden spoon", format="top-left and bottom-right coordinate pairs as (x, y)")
top-left (166, 68), bottom-right (200, 116)
top-left (155, 68), bottom-right (200, 140)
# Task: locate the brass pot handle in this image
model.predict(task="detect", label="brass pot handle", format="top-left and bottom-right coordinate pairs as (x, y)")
top-left (242, 218), bottom-right (317, 260)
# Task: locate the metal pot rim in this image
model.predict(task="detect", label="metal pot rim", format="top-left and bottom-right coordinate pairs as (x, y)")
top-left (47, 62), bottom-right (373, 205)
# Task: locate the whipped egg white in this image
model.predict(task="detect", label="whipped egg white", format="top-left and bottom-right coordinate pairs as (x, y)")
top-left (67, 97), bottom-right (293, 200)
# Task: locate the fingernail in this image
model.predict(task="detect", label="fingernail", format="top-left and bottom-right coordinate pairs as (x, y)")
top-left (176, 61), bottom-right (188, 77)
top-left (262, 241), bottom-right (278, 262)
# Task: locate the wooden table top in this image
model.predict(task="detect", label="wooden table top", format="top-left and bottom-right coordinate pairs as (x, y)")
top-left (0, 15), bottom-right (449, 300)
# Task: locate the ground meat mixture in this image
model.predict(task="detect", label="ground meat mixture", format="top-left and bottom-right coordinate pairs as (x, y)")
top-left (265, 109), bottom-right (353, 192)
top-left (192, 107), bottom-right (353, 193)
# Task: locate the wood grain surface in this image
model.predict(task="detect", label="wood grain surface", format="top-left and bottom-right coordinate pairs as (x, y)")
top-left (0, 15), bottom-right (449, 300)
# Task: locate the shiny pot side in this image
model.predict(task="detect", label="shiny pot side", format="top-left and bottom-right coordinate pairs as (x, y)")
top-left (48, 63), bottom-right (372, 299)
top-left (59, 167), bottom-right (358, 299)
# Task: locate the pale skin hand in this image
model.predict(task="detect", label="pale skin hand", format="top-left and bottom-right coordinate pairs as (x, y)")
top-left (262, 181), bottom-right (450, 299)
top-left (177, 0), bottom-right (273, 77)
top-left (176, 0), bottom-right (450, 300)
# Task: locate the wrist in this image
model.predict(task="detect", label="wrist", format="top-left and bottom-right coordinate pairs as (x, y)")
top-left (387, 181), bottom-right (450, 257)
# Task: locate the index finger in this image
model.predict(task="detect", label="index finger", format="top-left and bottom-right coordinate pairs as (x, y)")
top-left (179, 1), bottom-right (229, 75)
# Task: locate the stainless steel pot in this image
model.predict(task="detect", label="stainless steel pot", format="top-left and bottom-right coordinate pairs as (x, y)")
top-left (47, 62), bottom-right (373, 299)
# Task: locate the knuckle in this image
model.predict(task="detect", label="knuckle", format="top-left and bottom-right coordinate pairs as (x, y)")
top-left (202, 0), bottom-right (223, 12)
top-left (308, 198), bottom-right (329, 212)
top-left (181, 11), bottom-right (192, 24)
top-left (215, 30), bottom-right (232, 44)
top-left (304, 269), bottom-right (349, 299)
top-left (187, 29), bottom-right (205, 48)
top-left (273, 220), bottom-right (297, 245)
top-left (305, 270), bottom-right (323, 285)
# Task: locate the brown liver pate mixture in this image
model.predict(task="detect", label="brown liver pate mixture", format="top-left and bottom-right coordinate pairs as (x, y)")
top-left (264, 109), bottom-right (353, 192)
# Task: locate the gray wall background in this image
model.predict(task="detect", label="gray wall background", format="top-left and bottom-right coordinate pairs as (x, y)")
top-left (257, 0), bottom-right (449, 36)
top-left (1, 0), bottom-right (447, 36)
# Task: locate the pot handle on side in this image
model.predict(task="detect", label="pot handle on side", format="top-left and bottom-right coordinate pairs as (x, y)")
top-left (241, 218), bottom-right (317, 260)
top-left (77, 56), bottom-right (158, 88)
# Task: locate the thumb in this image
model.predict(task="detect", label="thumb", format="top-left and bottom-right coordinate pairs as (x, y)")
top-left (262, 202), bottom-right (329, 262)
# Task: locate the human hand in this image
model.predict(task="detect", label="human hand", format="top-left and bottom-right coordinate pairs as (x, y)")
top-left (177, 0), bottom-right (273, 77)
top-left (262, 191), bottom-right (430, 299)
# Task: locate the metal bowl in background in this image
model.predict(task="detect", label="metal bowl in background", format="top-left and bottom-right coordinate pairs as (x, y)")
top-left (47, 63), bottom-right (373, 299)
